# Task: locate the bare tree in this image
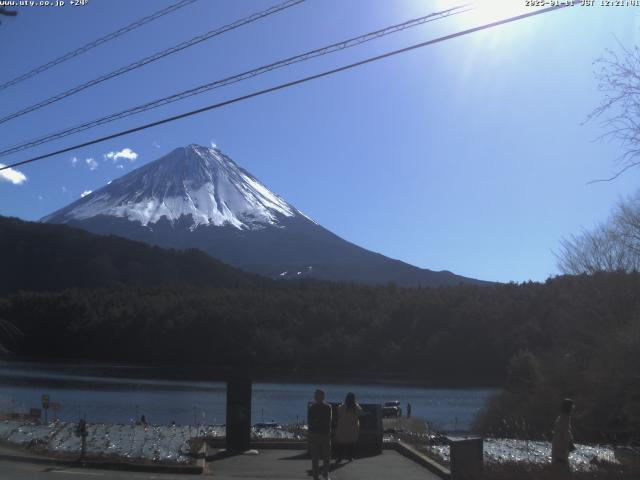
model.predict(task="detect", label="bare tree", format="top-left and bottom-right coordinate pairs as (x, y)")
top-left (561, 41), bottom-right (640, 272)
top-left (588, 42), bottom-right (640, 181)
top-left (557, 193), bottom-right (640, 274)
top-left (615, 195), bottom-right (640, 257)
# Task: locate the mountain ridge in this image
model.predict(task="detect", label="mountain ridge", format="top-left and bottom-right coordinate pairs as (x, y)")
top-left (0, 215), bottom-right (266, 295)
top-left (43, 144), bottom-right (488, 287)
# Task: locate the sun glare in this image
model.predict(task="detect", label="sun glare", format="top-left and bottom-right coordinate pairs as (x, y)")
top-left (428, 0), bottom-right (533, 28)
top-left (465, 0), bottom-right (531, 25)
top-left (423, 0), bottom-right (539, 54)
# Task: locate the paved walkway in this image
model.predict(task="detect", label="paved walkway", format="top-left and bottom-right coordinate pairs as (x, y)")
top-left (0, 449), bottom-right (442, 479)
top-left (207, 449), bottom-right (442, 479)
top-left (0, 461), bottom-right (195, 479)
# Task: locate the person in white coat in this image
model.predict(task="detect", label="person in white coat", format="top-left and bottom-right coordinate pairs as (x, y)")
top-left (335, 392), bottom-right (363, 463)
top-left (552, 398), bottom-right (575, 475)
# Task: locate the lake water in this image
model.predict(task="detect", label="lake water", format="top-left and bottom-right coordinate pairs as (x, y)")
top-left (0, 361), bottom-right (498, 432)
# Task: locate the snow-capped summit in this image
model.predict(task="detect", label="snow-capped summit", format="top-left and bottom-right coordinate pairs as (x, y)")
top-left (43, 144), bottom-right (486, 287)
top-left (43, 145), bottom-right (304, 230)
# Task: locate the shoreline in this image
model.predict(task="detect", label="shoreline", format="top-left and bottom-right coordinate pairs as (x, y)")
top-left (0, 357), bottom-right (503, 389)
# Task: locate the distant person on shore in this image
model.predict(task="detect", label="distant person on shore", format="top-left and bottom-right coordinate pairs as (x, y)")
top-left (407, 402), bottom-right (412, 419)
top-left (308, 389), bottom-right (332, 480)
top-left (139, 414), bottom-right (147, 426)
top-left (335, 392), bottom-right (363, 463)
top-left (552, 398), bottom-right (575, 474)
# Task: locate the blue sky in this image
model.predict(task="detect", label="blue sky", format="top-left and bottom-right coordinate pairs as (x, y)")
top-left (0, 0), bottom-right (639, 283)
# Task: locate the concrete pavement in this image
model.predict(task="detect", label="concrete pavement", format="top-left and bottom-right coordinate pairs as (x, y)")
top-left (0, 449), bottom-right (443, 479)
top-left (0, 461), bottom-right (199, 479)
top-left (206, 448), bottom-right (442, 479)
top-left (0, 441), bottom-right (204, 474)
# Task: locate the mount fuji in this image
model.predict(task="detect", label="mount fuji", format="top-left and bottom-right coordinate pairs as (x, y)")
top-left (43, 144), bottom-right (484, 286)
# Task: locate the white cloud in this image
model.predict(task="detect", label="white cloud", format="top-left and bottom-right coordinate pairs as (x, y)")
top-left (152, 141), bottom-right (161, 149)
top-left (86, 158), bottom-right (98, 171)
top-left (0, 163), bottom-right (27, 185)
top-left (37, 195), bottom-right (43, 201)
top-left (62, 186), bottom-right (67, 193)
top-left (116, 164), bottom-right (124, 169)
top-left (210, 140), bottom-right (217, 149)
top-left (70, 157), bottom-right (78, 166)
top-left (80, 190), bottom-right (92, 198)
top-left (105, 148), bottom-right (138, 162)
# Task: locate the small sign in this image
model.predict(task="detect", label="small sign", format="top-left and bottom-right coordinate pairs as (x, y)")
top-left (42, 394), bottom-right (50, 410)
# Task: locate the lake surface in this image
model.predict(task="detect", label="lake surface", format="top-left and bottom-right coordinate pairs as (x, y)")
top-left (0, 361), bottom-right (498, 432)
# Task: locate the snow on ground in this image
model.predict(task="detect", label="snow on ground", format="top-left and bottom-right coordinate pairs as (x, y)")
top-left (0, 420), bottom-right (300, 464)
top-left (0, 420), bottom-right (224, 464)
top-left (424, 438), bottom-right (618, 472)
top-left (251, 425), bottom-right (302, 440)
top-left (0, 419), bottom-right (54, 447)
top-left (2, 418), bottom-right (618, 471)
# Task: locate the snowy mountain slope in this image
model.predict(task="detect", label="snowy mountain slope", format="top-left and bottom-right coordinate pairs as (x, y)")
top-left (43, 145), bottom-right (304, 230)
top-left (43, 145), bottom-right (487, 287)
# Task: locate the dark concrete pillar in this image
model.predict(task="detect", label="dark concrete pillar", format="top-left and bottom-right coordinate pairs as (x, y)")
top-left (226, 378), bottom-right (252, 452)
top-left (450, 437), bottom-right (483, 480)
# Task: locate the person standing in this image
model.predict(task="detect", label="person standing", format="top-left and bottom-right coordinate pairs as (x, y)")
top-left (407, 402), bottom-right (412, 419)
top-left (308, 389), bottom-right (332, 480)
top-left (335, 392), bottom-right (363, 463)
top-left (552, 398), bottom-right (575, 475)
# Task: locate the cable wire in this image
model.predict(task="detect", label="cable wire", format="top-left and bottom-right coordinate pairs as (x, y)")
top-left (0, 5), bottom-right (469, 158)
top-left (0, 0), bottom-right (305, 125)
top-left (0, 0), bottom-right (198, 92)
top-left (0, 4), bottom-right (569, 173)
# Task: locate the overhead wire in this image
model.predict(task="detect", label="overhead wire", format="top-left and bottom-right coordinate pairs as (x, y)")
top-left (0, 4), bottom-right (569, 173)
top-left (0, 0), bottom-right (305, 125)
top-left (0, 0), bottom-right (198, 92)
top-left (0, 5), bottom-right (469, 158)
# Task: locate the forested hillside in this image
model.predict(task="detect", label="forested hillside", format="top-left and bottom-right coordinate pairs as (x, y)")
top-left (0, 216), bottom-right (267, 294)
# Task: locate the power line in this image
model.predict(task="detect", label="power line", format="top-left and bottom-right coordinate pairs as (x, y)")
top-left (0, 0), bottom-right (305, 125)
top-left (0, 4), bottom-right (569, 174)
top-left (0, 0), bottom-right (197, 92)
top-left (0, 6), bottom-right (467, 156)
top-left (0, 5), bottom-right (469, 158)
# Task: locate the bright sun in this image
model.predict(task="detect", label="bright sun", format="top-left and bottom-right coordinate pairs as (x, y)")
top-left (462, 0), bottom-right (530, 24)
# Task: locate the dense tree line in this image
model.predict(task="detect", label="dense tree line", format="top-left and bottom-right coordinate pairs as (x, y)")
top-left (1, 273), bottom-right (639, 441)
top-left (0, 216), bottom-right (266, 294)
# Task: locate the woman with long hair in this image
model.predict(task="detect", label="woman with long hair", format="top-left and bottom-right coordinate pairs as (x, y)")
top-left (335, 392), bottom-right (363, 463)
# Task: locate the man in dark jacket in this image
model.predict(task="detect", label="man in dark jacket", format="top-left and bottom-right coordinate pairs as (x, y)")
top-left (308, 389), bottom-right (332, 480)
